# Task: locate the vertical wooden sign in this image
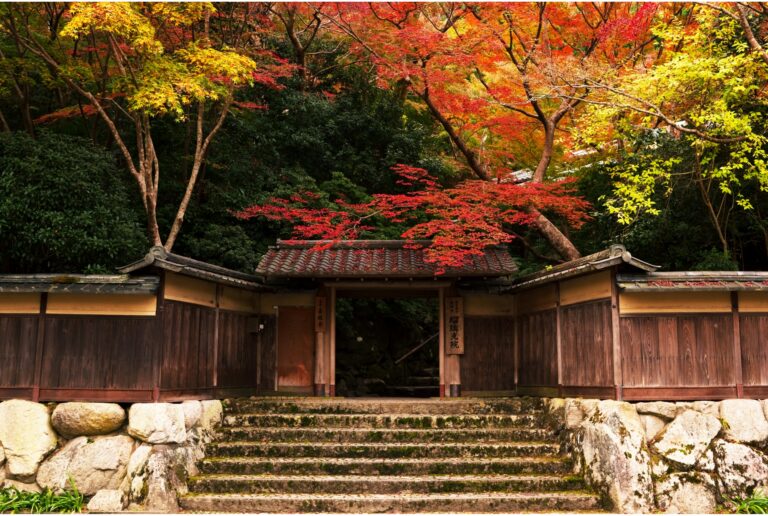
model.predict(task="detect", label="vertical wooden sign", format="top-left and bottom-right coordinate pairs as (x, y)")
top-left (445, 297), bottom-right (464, 355)
top-left (315, 297), bottom-right (327, 333)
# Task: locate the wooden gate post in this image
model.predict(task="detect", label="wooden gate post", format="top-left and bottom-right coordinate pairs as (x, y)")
top-left (329, 287), bottom-right (336, 397)
top-left (314, 293), bottom-right (327, 396)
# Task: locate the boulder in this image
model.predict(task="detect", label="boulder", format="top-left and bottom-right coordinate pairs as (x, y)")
top-left (0, 400), bottom-right (57, 477)
top-left (691, 401), bottom-right (721, 418)
top-left (697, 448), bottom-right (715, 472)
top-left (122, 443), bottom-right (152, 502)
top-left (87, 489), bottom-right (125, 513)
top-left (652, 410), bottom-right (721, 467)
top-left (37, 434), bottom-right (134, 496)
top-left (721, 399), bottom-right (768, 444)
top-left (713, 439), bottom-right (768, 498)
top-left (51, 403), bottom-right (125, 438)
top-left (640, 414), bottom-right (666, 441)
top-left (635, 401), bottom-right (678, 420)
top-left (200, 401), bottom-right (223, 433)
top-left (545, 398), bottom-right (565, 429)
top-left (197, 401), bottom-right (223, 443)
top-left (655, 473), bottom-right (717, 514)
top-left (579, 400), bottom-right (654, 513)
top-left (651, 455), bottom-right (669, 478)
top-left (181, 401), bottom-right (202, 430)
top-left (4, 479), bottom-right (41, 493)
top-left (564, 398), bottom-right (598, 430)
top-left (144, 446), bottom-right (185, 512)
top-left (0, 443), bottom-right (5, 466)
top-left (128, 404), bottom-right (186, 444)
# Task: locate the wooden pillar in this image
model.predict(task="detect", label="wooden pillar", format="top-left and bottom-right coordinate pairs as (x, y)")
top-left (513, 298), bottom-right (519, 394)
top-left (32, 293), bottom-right (48, 402)
top-left (329, 287), bottom-right (336, 397)
top-left (443, 287), bottom-right (462, 397)
top-left (212, 284), bottom-right (221, 394)
top-left (732, 292), bottom-right (744, 398)
top-left (610, 270), bottom-right (624, 401)
top-left (438, 288), bottom-right (446, 398)
top-left (314, 292), bottom-right (327, 396)
top-left (555, 282), bottom-right (563, 397)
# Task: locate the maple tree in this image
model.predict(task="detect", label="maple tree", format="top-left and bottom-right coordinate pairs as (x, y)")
top-left (0, 2), bottom-right (291, 250)
top-left (310, 2), bottom-right (668, 261)
top-left (237, 164), bottom-right (590, 271)
top-left (576, 3), bottom-right (768, 257)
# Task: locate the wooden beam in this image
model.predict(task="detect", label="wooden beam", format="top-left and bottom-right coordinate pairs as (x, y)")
top-left (323, 281), bottom-right (451, 290)
top-left (732, 292), bottom-right (744, 398)
top-left (622, 386), bottom-right (738, 401)
top-left (611, 270), bottom-right (623, 400)
top-left (336, 289), bottom-right (438, 299)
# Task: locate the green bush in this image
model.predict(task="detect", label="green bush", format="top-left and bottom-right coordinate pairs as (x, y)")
top-left (0, 131), bottom-right (148, 273)
top-left (0, 485), bottom-right (83, 513)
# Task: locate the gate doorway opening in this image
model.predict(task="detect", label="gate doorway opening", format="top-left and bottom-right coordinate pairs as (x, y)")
top-left (335, 296), bottom-right (439, 397)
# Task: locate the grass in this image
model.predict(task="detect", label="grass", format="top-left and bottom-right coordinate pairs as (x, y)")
top-left (0, 481), bottom-right (83, 514)
top-left (731, 489), bottom-right (768, 514)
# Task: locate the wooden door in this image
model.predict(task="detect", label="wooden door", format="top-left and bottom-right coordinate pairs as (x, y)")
top-left (277, 307), bottom-right (315, 392)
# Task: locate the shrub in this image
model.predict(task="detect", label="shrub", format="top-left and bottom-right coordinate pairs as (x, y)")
top-left (731, 489), bottom-right (768, 514)
top-left (0, 482), bottom-right (83, 513)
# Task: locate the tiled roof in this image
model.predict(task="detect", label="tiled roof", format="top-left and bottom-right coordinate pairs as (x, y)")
top-left (119, 246), bottom-right (265, 290)
top-left (618, 272), bottom-right (768, 292)
top-left (255, 240), bottom-right (518, 279)
top-left (508, 245), bottom-right (659, 292)
top-left (0, 274), bottom-right (159, 294)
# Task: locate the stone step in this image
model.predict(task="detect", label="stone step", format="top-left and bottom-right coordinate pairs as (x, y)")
top-left (224, 397), bottom-right (546, 415)
top-left (199, 456), bottom-right (575, 476)
top-left (180, 491), bottom-right (603, 513)
top-left (188, 473), bottom-right (586, 495)
top-left (216, 426), bottom-right (556, 443)
top-left (205, 441), bottom-right (559, 459)
top-left (222, 413), bottom-right (544, 429)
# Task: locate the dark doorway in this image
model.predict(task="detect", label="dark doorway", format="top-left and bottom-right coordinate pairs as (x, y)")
top-left (335, 295), bottom-right (439, 397)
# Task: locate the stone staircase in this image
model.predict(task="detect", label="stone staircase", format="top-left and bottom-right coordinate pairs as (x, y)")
top-left (181, 397), bottom-right (603, 513)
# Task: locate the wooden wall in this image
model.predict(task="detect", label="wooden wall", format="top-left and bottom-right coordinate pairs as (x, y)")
top-left (276, 306), bottom-right (315, 393)
top-left (517, 310), bottom-right (558, 392)
top-left (560, 300), bottom-right (614, 393)
top-left (0, 316), bottom-right (39, 398)
top-left (461, 316), bottom-right (515, 393)
top-left (620, 315), bottom-right (736, 399)
top-left (514, 271), bottom-right (615, 398)
top-left (42, 316), bottom-right (157, 401)
top-left (161, 301), bottom-right (216, 398)
top-left (0, 273), bottom-right (275, 402)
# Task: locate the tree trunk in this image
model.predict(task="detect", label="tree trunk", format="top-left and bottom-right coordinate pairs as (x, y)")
top-left (532, 121), bottom-right (555, 183)
top-left (736, 3), bottom-right (768, 66)
top-left (528, 207), bottom-right (581, 261)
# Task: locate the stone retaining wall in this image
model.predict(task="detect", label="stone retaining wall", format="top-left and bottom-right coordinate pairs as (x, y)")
top-left (0, 399), bottom-right (222, 512)
top-left (546, 398), bottom-right (768, 513)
